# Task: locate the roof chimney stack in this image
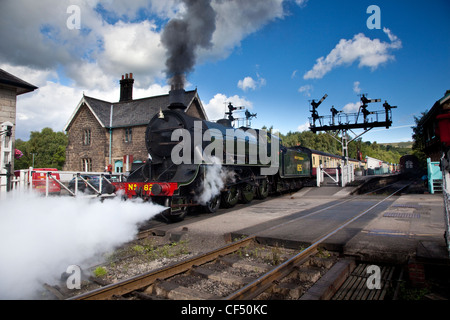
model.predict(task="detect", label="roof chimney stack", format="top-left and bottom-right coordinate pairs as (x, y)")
top-left (119, 73), bottom-right (134, 102)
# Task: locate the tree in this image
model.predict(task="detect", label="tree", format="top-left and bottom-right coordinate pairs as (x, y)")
top-left (270, 125), bottom-right (407, 165)
top-left (14, 128), bottom-right (68, 170)
top-left (411, 111), bottom-right (428, 169)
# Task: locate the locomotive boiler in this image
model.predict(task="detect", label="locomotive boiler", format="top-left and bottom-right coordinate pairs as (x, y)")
top-left (114, 88), bottom-right (312, 222)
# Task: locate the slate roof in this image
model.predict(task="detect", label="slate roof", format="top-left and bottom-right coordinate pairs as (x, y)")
top-left (0, 68), bottom-right (38, 95)
top-left (65, 89), bottom-right (204, 130)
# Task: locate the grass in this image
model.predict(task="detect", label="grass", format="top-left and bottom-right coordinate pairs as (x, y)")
top-left (115, 238), bottom-right (190, 261)
top-left (93, 266), bottom-right (107, 278)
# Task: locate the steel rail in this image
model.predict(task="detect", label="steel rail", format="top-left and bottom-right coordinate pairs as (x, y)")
top-left (70, 181), bottom-right (410, 300)
top-left (69, 235), bottom-right (256, 300)
top-left (225, 182), bottom-right (411, 300)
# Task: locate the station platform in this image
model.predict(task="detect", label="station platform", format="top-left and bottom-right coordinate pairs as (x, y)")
top-left (168, 182), bottom-right (449, 265)
top-left (343, 193), bottom-right (448, 264)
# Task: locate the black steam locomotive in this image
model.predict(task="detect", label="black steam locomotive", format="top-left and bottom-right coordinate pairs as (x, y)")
top-left (114, 88), bottom-right (313, 222)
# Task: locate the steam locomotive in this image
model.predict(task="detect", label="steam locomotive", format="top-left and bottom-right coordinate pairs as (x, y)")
top-left (113, 88), bottom-right (350, 222)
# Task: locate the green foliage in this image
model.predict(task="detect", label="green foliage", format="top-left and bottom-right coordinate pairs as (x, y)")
top-left (14, 128), bottom-right (68, 170)
top-left (130, 240), bottom-right (189, 260)
top-left (93, 266), bottom-right (107, 278)
top-left (270, 128), bottom-right (410, 164)
top-left (411, 111), bottom-right (428, 170)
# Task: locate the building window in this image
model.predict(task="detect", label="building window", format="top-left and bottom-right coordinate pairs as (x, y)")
top-left (82, 158), bottom-right (92, 172)
top-left (124, 127), bottom-right (132, 142)
top-left (83, 129), bottom-right (91, 145)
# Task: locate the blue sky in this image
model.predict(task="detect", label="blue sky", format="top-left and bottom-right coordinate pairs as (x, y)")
top-left (1, 0), bottom-right (449, 143)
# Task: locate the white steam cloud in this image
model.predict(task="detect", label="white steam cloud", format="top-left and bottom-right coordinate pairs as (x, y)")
top-left (196, 157), bottom-right (230, 205)
top-left (0, 190), bottom-right (164, 299)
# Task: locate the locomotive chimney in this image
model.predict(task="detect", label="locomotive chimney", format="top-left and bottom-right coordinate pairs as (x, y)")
top-left (168, 74), bottom-right (186, 110)
top-left (119, 73), bottom-right (134, 102)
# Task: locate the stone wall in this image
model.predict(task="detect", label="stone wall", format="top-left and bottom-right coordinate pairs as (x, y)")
top-left (64, 103), bottom-right (149, 172)
top-left (110, 125), bottom-right (148, 172)
top-left (64, 103), bottom-right (107, 172)
top-left (0, 87), bottom-right (17, 170)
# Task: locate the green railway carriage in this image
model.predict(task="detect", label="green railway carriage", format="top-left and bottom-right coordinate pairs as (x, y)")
top-left (280, 146), bottom-right (312, 178)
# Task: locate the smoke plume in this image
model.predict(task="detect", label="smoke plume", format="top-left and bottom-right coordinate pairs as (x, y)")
top-left (161, 0), bottom-right (216, 88)
top-left (0, 190), bottom-right (164, 299)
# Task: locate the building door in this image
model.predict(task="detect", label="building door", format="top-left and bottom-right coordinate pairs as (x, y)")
top-left (114, 160), bottom-right (123, 173)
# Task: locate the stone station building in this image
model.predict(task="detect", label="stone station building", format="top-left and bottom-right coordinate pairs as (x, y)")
top-left (63, 73), bottom-right (207, 173)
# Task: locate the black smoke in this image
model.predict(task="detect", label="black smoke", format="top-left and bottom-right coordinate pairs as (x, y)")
top-left (161, 0), bottom-right (216, 88)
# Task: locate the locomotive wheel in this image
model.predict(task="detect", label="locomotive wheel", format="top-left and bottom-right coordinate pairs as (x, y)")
top-left (202, 194), bottom-right (221, 213)
top-left (221, 186), bottom-right (240, 208)
top-left (256, 178), bottom-right (269, 199)
top-left (240, 183), bottom-right (255, 203)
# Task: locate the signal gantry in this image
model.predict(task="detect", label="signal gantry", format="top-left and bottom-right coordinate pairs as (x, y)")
top-left (308, 93), bottom-right (397, 164)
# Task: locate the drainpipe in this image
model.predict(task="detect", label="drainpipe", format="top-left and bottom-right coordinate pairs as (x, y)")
top-left (109, 104), bottom-right (113, 167)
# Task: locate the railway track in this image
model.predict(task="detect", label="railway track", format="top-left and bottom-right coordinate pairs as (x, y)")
top-left (67, 181), bottom-right (410, 300)
top-left (69, 236), bottom-right (338, 300)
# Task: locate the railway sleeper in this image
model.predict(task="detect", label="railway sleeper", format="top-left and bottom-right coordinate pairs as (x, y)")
top-left (190, 266), bottom-right (255, 287)
top-left (266, 282), bottom-right (305, 300)
top-left (294, 266), bottom-right (322, 283)
top-left (306, 256), bottom-right (336, 269)
top-left (146, 279), bottom-right (221, 300)
top-left (218, 255), bottom-right (273, 273)
top-left (256, 255), bottom-right (340, 300)
top-left (256, 267), bottom-right (328, 300)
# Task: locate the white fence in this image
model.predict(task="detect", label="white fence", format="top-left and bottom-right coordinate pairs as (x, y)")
top-left (341, 163), bottom-right (355, 187)
top-left (3, 168), bottom-right (126, 198)
top-left (316, 162), bottom-right (355, 187)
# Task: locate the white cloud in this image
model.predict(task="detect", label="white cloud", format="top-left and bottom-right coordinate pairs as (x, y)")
top-left (0, 0), bottom-right (288, 85)
top-left (0, 0), bottom-right (292, 139)
top-left (304, 28), bottom-right (402, 79)
top-left (0, 64), bottom-right (57, 88)
top-left (291, 70), bottom-right (298, 79)
top-left (237, 75), bottom-right (266, 91)
top-left (15, 81), bottom-right (82, 140)
top-left (203, 93), bottom-right (253, 121)
top-left (295, 0), bottom-right (309, 8)
top-left (353, 81), bottom-right (361, 94)
top-left (298, 84), bottom-right (313, 97)
top-left (342, 101), bottom-right (361, 113)
top-left (201, 0), bottom-right (286, 62)
top-left (238, 77), bottom-right (257, 91)
top-left (12, 66), bottom-right (172, 140)
top-left (97, 20), bottom-right (166, 87)
top-left (297, 121), bottom-right (310, 132)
